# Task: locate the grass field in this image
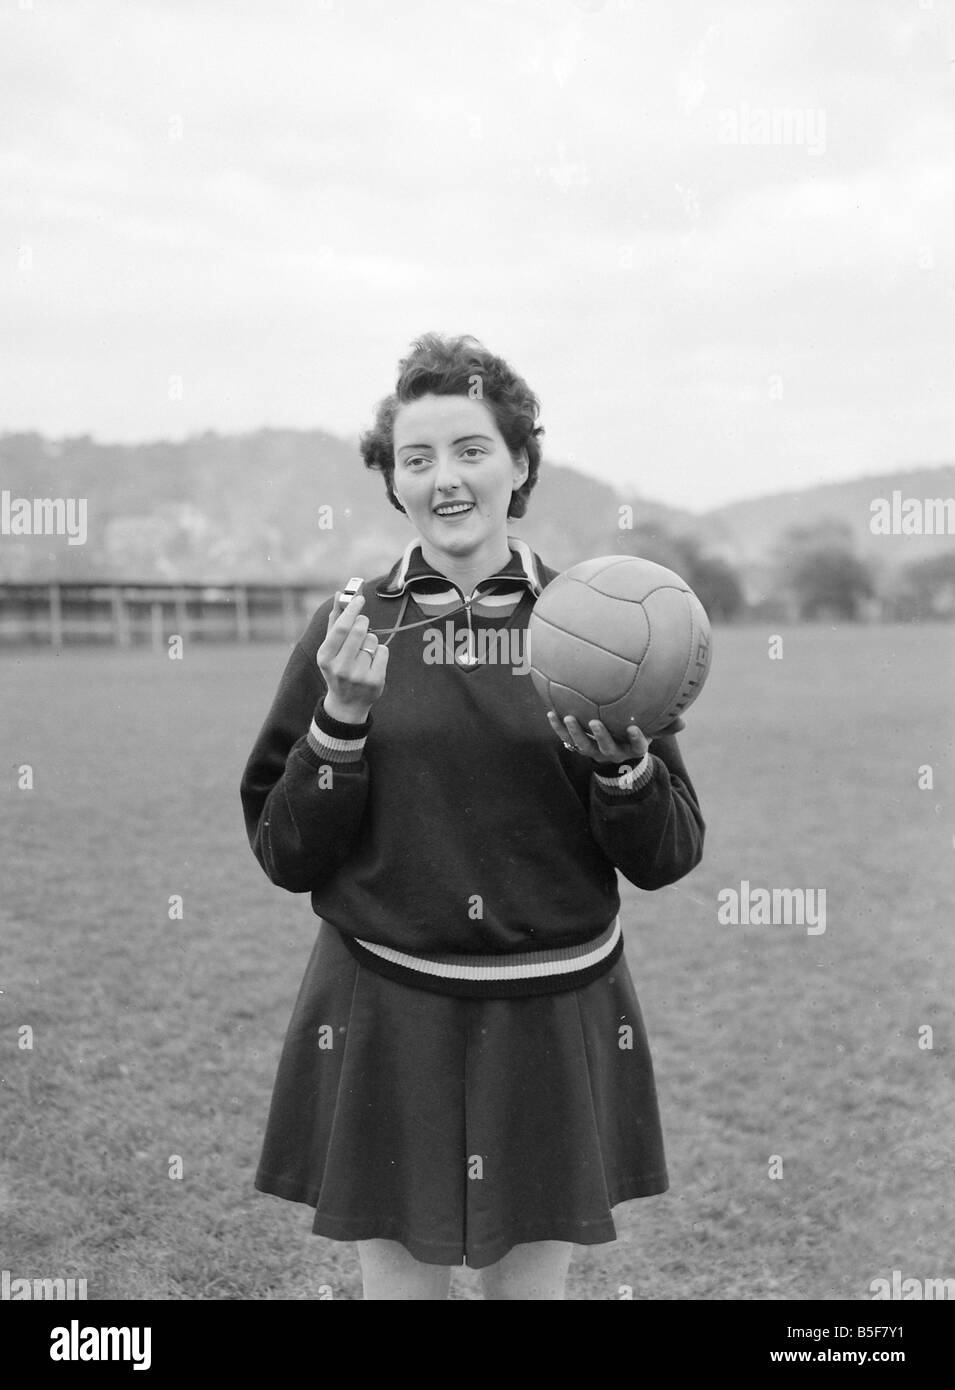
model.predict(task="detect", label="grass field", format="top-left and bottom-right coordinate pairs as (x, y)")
top-left (1, 623), bottom-right (953, 1300)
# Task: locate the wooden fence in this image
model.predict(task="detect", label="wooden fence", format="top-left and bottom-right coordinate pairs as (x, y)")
top-left (0, 582), bottom-right (336, 649)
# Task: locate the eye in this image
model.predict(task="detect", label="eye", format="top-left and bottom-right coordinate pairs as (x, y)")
top-left (403, 456), bottom-right (429, 468)
top-left (460, 446), bottom-right (486, 459)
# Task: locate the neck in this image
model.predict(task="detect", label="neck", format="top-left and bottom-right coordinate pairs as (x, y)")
top-left (418, 534), bottom-right (514, 594)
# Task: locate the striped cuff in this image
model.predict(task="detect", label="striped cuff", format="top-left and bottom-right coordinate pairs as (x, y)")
top-left (592, 752), bottom-right (654, 797)
top-left (305, 700), bottom-right (372, 764)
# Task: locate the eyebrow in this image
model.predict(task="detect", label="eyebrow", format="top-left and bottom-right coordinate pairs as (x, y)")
top-left (396, 435), bottom-right (494, 455)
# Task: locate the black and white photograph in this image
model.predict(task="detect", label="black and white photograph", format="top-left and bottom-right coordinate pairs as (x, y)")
top-left (2, 0), bottom-right (953, 1346)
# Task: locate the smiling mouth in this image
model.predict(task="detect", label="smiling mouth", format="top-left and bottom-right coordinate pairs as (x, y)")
top-left (433, 503), bottom-right (475, 517)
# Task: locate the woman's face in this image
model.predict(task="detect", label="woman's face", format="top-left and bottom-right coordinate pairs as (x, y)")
top-left (391, 393), bottom-right (528, 563)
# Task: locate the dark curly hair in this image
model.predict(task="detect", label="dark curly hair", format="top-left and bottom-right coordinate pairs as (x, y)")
top-left (359, 332), bottom-right (544, 518)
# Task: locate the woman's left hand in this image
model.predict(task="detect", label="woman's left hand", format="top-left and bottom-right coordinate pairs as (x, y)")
top-left (546, 711), bottom-right (685, 765)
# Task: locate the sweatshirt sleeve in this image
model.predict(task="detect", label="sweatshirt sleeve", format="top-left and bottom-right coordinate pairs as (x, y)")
top-left (587, 734), bottom-right (705, 891)
top-left (240, 638), bottom-right (372, 893)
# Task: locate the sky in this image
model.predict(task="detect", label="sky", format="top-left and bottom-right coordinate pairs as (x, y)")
top-left (1, 0), bottom-right (953, 510)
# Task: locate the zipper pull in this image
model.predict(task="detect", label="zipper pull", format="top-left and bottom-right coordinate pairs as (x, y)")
top-left (459, 595), bottom-right (477, 665)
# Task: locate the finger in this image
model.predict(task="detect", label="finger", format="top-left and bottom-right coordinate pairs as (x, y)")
top-left (324, 593), bottom-right (366, 653)
top-left (328, 589), bottom-right (356, 625)
top-left (624, 723), bottom-right (652, 753)
top-left (326, 591), bottom-right (361, 638)
top-left (593, 724), bottom-right (649, 762)
top-left (586, 719), bottom-right (619, 759)
top-left (592, 721), bottom-right (647, 763)
top-left (563, 715), bottom-right (598, 753)
top-left (336, 611), bottom-right (374, 666)
top-left (336, 592), bottom-right (364, 614)
top-left (546, 711), bottom-right (579, 748)
top-left (546, 710), bottom-right (570, 741)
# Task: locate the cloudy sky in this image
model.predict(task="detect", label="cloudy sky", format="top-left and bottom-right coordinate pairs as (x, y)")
top-left (2, 0), bottom-right (953, 509)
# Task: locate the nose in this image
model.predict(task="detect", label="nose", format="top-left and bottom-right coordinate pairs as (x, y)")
top-left (433, 453), bottom-right (462, 492)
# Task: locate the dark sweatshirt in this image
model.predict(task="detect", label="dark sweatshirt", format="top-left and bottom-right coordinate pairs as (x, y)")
top-left (240, 538), bottom-right (705, 995)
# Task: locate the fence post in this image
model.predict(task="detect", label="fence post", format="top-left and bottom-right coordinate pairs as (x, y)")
top-left (49, 582), bottom-right (63, 647)
top-left (235, 585), bottom-right (251, 642)
top-left (281, 587), bottom-right (297, 642)
top-left (111, 587), bottom-right (131, 647)
top-left (174, 586), bottom-right (189, 644)
top-left (151, 602), bottom-right (164, 654)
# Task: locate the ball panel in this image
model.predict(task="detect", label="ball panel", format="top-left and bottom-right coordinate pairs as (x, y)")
top-left (597, 684), bottom-right (658, 738)
top-left (674, 591), bottom-right (712, 711)
top-left (643, 591), bottom-right (712, 732)
top-left (557, 554), bottom-right (628, 586)
top-left (529, 667), bottom-right (550, 713)
top-left (543, 680), bottom-right (601, 729)
top-left (635, 586), bottom-right (697, 707)
top-left (529, 616), bottom-right (640, 704)
top-left (564, 553), bottom-right (692, 597)
top-left (569, 555), bottom-right (691, 601)
top-left (562, 585), bottom-right (652, 666)
top-left (529, 588), bottom-right (651, 673)
top-left (533, 571), bottom-right (577, 611)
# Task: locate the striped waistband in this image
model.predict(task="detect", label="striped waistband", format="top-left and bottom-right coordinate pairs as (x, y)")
top-left (338, 917), bottom-right (624, 998)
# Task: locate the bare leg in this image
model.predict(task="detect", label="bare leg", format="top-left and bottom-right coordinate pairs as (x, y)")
top-left (357, 1238), bottom-right (453, 1300)
top-left (479, 1240), bottom-right (574, 1301)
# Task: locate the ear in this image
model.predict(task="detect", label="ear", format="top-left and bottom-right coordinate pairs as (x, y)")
top-left (513, 448), bottom-right (529, 489)
top-left (390, 476), bottom-right (408, 516)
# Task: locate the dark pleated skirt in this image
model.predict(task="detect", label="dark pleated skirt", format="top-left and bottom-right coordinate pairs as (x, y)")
top-left (254, 919), bottom-right (668, 1269)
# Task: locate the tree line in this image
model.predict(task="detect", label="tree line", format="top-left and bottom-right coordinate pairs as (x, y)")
top-left (613, 520), bottom-right (955, 622)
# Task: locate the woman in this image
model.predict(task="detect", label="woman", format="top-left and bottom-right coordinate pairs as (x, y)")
top-left (240, 332), bottom-right (705, 1300)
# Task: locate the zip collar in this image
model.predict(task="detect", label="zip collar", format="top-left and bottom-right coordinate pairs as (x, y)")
top-left (376, 535), bottom-right (547, 602)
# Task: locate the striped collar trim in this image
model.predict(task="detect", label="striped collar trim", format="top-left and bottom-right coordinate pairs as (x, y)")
top-left (376, 535), bottom-right (546, 600)
top-left (351, 916), bottom-right (621, 983)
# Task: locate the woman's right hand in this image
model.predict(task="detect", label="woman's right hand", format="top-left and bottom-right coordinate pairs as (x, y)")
top-left (317, 592), bottom-right (389, 723)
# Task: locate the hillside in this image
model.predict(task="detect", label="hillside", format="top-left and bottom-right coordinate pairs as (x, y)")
top-left (0, 429), bottom-right (952, 585)
top-left (700, 466), bottom-right (955, 573)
